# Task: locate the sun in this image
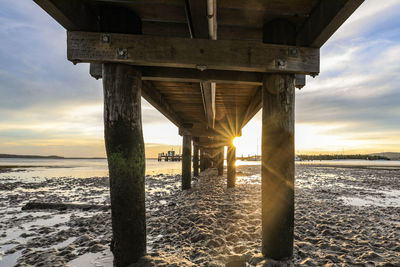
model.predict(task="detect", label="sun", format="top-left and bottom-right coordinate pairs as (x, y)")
top-left (232, 136), bottom-right (241, 148)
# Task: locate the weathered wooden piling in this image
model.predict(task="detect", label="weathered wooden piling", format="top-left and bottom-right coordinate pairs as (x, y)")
top-left (103, 63), bottom-right (146, 265)
top-left (193, 144), bottom-right (199, 177)
top-left (199, 148), bottom-right (205, 172)
top-left (217, 146), bottom-right (224, 176)
top-left (227, 143), bottom-right (236, 188)
top-left (182, 134), bottom-right (192, 189)
top-left (203, 148), bottom-right (210, 170)
top-left (261, 19), bottom-right (296, 260)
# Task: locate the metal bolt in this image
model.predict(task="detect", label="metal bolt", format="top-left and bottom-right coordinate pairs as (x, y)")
top-left (101, 34), bottom-right (110, 44)
top-left (116, 48), bottom-right (128, 59)
top-left (275, 59), bottom-right (286, 69)
top-left (288, 48), bottom-right (298, 57)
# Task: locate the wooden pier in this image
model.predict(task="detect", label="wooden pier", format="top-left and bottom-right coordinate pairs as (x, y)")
top-left (33, 0), bottom-right (364, 265)
top-left (157, 151), bottom-right (182, 161)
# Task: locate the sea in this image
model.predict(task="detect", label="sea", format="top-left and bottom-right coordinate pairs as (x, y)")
top-left (1, 158), bottom-right (400, 182)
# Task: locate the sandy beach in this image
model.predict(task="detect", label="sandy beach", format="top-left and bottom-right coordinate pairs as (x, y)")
top-left (0, 162), bottom-right (399, 266)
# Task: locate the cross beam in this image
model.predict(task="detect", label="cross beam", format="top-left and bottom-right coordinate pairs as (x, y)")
top-left (90, 65), bottom-right (264, 85)
top-left (67, 31), bottom-right (319, 74)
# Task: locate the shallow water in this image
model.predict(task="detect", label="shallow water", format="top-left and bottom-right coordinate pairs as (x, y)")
top-left (0, 158), bottom-right (183, 181)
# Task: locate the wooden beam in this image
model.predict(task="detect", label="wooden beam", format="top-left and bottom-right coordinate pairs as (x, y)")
top-left (240, 88), bottom-right (262, 129)
top-left (180, 126), bottom-right (216, 137)
top-left (33, 0), bottom-right (95, 30)
top-left (143, 21), bottom-right (261, 41)
top-left (141, 81), bottom-right (183, 127)
top-left (297, 0), bottom-right (364, 48)
top-left (295, 74), bottom-right (306, 89)
top-left (90, 63), bottom-right (102, 79)
top-left (187, 0), bottom-right (209, 39)
top-left (91, 65), bottom-right (263, 85)
top-left (200, 82), bottom-right (216, 128)
top-left (144, 67), bottom-right (263, 85)
top-left (67, 31), bottom-right (320, 74)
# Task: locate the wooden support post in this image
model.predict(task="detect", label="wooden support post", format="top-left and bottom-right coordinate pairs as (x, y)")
top-left (227, 143), bottom-right (236, 188)
top-left (217, 146), bottom-right (224, 176)
top-left (182, 134), bottom-right (192, 189)
top-left (103, 63), bottom-right (145, 266)
top-left (261, 73), bottom-right (295, 260)
top-left (261, 19), bottom-right (296, 261)
top-left (193, 144), bottom-right (199, 177)
top-left (200, 148), bottom-right (205, 172)
top-left (205, 149), bottom-right (211, 169)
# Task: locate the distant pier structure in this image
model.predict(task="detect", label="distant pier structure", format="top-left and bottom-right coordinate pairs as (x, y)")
top-left (158, 150), bottom-right (182, 162)
top-left (33, 0), bottom-right (364, 265)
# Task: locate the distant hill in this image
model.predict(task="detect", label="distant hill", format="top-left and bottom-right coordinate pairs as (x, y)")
top-left (370, 152), bottom-right (400, 160)
top-left (298, 154), bottom-right (390, 161)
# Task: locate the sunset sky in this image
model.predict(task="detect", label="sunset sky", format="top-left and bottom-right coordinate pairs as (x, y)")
top-left (0, 0), bottom-right (399, 158)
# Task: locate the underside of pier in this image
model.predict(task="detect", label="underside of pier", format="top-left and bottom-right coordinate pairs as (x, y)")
top-left (34, 0), bottom-right (364, 265)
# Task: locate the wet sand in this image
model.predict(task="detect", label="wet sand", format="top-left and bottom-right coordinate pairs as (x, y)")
top-left (0, 164), bottom-right (399, 266)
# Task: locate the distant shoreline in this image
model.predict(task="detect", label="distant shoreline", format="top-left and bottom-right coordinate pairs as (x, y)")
top-left (0, 154), bottom-right (105, 160)
top-left (0, 154), bottom-right (159, 160)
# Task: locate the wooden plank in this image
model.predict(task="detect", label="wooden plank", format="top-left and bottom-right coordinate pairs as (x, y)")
top-left (297, 0), bottom-right (364, 47)
top-left (141, 81), bottom-right (183, 127)
top-left (67, 31), bottom-right (320, 74)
